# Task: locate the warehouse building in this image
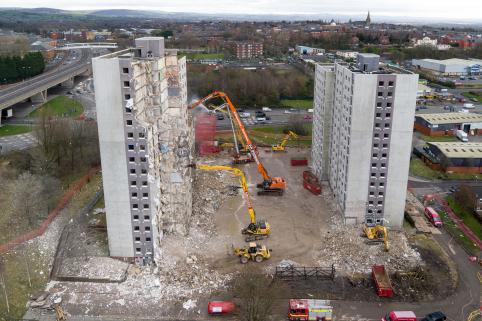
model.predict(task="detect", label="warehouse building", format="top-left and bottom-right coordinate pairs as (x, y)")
top-left (417, 142), bottom-right (482, 173)
top-left (414, 113), bottom-right (482, 136)
top-left (412, 58), bottom-right (482, 76)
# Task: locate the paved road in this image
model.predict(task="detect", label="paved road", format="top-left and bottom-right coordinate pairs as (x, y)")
top-left (215, 108), bottom-right (312, 130)
top-left (0, 132), bottom-right (37, 154)
top-left (0, 49), bottom-right (91, 108)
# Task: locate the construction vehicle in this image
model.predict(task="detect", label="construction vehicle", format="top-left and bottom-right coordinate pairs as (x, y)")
top-left (190, 91), bottom-right (286, 195)
top-left (190, 164), bottom-right (270, 241)
top-left (382, 311), bottom-right (417, 321)
top-left (288, 299), bottom-right (333, 320)
top-left (233, 242), bottom-right (271, 263)
top-left (363, 225), bottom-right (389, 251)
top-left (272, 131), bottom-right (299, 152)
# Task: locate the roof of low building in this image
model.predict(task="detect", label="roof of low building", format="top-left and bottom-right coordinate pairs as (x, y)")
top-left (416, 112), bottom-right (482, 125)
top-left (429, 142), bottom-right (482, 158)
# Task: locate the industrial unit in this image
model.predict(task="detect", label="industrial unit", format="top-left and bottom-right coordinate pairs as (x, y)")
top-left (312, 53), bottom-right (418, 227)
top-left (417, 142), bottom-right (482, 174)
top-left (412, 58), bottom-right (482, 76)
top-left (92, 37), bottom-right (193, 263)
top-left (414, 113), bottom-right (482, 136)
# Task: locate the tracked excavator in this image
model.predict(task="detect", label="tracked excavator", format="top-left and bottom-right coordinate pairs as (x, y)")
top-left (189, 164), bottom-right (270, 241)
top-left (272, 131), bottom-right (299, 152)
top-left (190, 91), bottom-right (286, 195)
top-left (363, 225), bottom-right (390, 252)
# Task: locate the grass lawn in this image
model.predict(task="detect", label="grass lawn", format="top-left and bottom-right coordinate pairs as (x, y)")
top-left (446, 195), bottom-right (482, 240)
top-left (438, 210), bottom-right (480, 255)
top-left (280, 99), bottom-right (313, 109)
top-left (29, 95), bottom-right (84, 118)
top-left (0, 124), bottom-right (32, 137)
top-left (461, 91), bottom-right (482, 102)
top-left (421, 135), bottom-right (458, 142)
top-left (410, 158), bottom-right (481, 180)
top-left (215, 126), bottom-right (312, 147)
top-left (183, 52), bottom-right (224, 60)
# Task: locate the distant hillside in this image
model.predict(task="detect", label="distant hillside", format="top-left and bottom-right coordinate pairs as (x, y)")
top-left (89, 9), bottom-right (164, 18)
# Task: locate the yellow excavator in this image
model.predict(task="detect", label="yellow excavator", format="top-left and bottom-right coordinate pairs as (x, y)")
top-left (190, 164), bottom-right (270, 241)
top-left (272, 131), bottom-right (299, 152)
top-left (363, 225), bottom-right (389, 252)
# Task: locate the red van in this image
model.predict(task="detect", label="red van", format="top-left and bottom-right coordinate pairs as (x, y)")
top-left (382, 311), bottom-right (417, 321)
top-left (424, 207), bottom-right (442, 227)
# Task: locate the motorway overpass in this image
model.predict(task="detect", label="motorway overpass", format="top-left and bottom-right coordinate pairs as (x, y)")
top-left (0, 49), bottom-right (92, 123)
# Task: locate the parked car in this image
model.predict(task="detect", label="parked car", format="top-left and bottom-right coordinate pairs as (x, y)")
top-left (255, 111), bottom-right (266, 118)
top-left (382, 311), bottom-right (417, 321)
top-left (421, 311), bottom-right (447, 321)
top-left (468, 76), bottom-right (478, 80)
top-left (240, 112), bottom-right (251, 118)
top-left (262, 107), bottom-right (272, 112)
top-left (424, 207), bottom-right (443, 227)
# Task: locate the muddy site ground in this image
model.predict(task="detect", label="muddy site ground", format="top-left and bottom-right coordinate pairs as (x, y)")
top-left (25, 149), bottom-right (457, 319)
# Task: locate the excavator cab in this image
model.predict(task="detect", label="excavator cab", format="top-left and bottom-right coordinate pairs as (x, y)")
top-left (243, 220), bottom-right (270, 242)
top-left (363, 225), bottom-right (389, 252)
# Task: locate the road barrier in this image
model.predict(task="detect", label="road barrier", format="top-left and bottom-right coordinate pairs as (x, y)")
top-left (0, 166), bottom-right (100, 254)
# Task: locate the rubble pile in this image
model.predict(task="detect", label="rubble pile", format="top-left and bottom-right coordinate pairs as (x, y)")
top-left (314, 216), bottom-right (422, 274)
top-left (57, 257), bottom-right (129, 282)
top-left (192, 165), bottom-right (238, 235)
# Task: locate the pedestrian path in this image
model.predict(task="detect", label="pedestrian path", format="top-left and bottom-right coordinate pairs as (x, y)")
top-left (0, 132), bottom-right (37, 153)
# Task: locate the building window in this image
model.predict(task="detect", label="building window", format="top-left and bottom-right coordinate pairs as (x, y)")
top-left (135, 237), bottom-right (141, 241)
top-left (140, 145), bottom-right (146, 151)
top-left (122, 67), bottom-right (129, 74)
top-left (381, 163), bottom-right (386, 167)
top-left (376, 113), bottom-right (381, 117)
top-left (384, 124), bottom-right (390, 128)
top-left (385, 113), bottom-right (391, 118)
top-left (384, 134), bottom-right (389, 138)
top-left (139, 132), bottom-right (145, 138)
top-left (372, 153), bottom-right (378, 157)
top-left (140, 157), bottom-right (147, 162)
top-left (133, 215), bottom-right (139, 220)
top-left (369, 201), bottom-right (374, 205)
top-left (382, 143), bottom-right (388, 148)
top-left (129, 157), bottom-right (135, 162)
top-left (132, 204), bottom-right (138, 209)
top-left (126, 120), bottom-right (133, 126)
top-left (378, 201), bottom-right (383, 205)
top-left (146, 237), bottom-right (151, 242)
top-left (144, 215), bottom-right (150, 220)
top-left (125, 107), bottom-right (131, 113)
top-left (386, 102), bottom-right (392, 107)
top-left (375, 123), bottom-right (380, 128)
top-left (373, 143), bottom-right (379, 148)
top-left (370, 182), bottom-right (375, 186)
top-left (128, 144), bottom-right (134, 150)
top-left (379, 192), bottom-right (384, 196)
top-left (136, 248), bottom-right (141, 253)
top-left (124, 94), bottom-right (131, 100)
top-left (131, 192), bottom-right (138, 197)
top-left (372, 163), bottom-right (377, 167)
top-left (130, 181), bottom-right (136, 186)
top-left (371, 172), bottom-right (376, 177)
top-left (380, 182), bottom-right (385, 187)
top-left (134, 226), bottom-right (140, 231)
top-left (143, 204), bottom-right (149, 209)
top-left (387, 92), bottom-right (393, 97)
top-left (123, 81), bottom-right (130, 87)
top-left (142, 181), bottom-right (148, 186)
top-left (378, 81), bottom-right (384, 86)
top-left (380, 173), bottom-right (386, 177)
top-left (130, 168), bottom-right (136, 174)
top-left (388, 81), bottom-right (394, 86)
top-left (142, 192), bottom-right (148, 198)
top-left (382, 153), bottom-right (387, 158)
top-left (374, 133), bottom-right (379, 138)
top-left (377, 102), bottom-right (382, 107)
top-left (377, 92), bottom-right (383, 97)
top-left (127, 132), bottom-right (134, 138)
top-left (370, 191), bottom-right (374, 196)
top-left (145, 226), bottom-right (151, 231)
top-left (141, 168), bottom-right (147, 174)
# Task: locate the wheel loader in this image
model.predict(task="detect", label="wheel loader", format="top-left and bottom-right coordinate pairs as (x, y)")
top-left (233, 242), bottom-right (271, 264)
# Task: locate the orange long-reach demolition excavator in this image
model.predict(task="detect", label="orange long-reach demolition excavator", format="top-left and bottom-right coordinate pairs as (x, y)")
top-left (190, 91), bottom-right (286, 195)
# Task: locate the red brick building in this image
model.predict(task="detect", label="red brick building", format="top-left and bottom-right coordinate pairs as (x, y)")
top-left (233, 42), bottom-right (263, 59)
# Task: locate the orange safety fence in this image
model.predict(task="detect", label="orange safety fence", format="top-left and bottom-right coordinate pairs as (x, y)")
top-left (0, 166), bottom-right (101, 255)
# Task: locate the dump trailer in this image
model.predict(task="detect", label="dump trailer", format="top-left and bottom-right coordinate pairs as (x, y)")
top-left (372, 265), bottom-right (394, 297)
top-left (303, 170), bottom-right (321, 195)
top-left (288, 299), bottom-right (333, 321)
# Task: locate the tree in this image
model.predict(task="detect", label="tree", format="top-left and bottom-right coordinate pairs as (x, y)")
top-left (9, 172), bottom-right (46, 228)
top-left (233, 266), bottom-right (286, 321)
top-left (454, 185), bottom-right (477, 214)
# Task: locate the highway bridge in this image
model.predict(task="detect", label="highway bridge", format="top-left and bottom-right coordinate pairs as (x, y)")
top-left (57, 42), bottom-right (118, 50)
top-left (0, 49), bottom-right (92, 122)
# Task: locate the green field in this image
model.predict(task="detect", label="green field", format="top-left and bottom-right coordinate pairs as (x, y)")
top-left (0, 124), bottom-right (32, 137)
top-left (410, 158), bottom-right (481, 180)
top-left (462, 91), bottom-right (482, 102)
top-left (183, 52), bottom-right (224, 60)
top-left (29, 96), bottom-right (84, 118)
top-left (280, 99), bottom-right (313, 109)
top-left (446, 195), bottom-right (482, 240)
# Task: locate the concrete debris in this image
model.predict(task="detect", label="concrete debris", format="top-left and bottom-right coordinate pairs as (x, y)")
top-left (57, 257), bottom-right (129, 282)
top-left (92, 208), bottom-right (105, 215)
top-left (182, 299), bottom-right (197, 310)
top-left (313, 215), bottom-right (422, 275)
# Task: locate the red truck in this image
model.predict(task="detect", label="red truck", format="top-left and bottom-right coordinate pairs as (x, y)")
top-left (381, 311), bottom-right (417, 321)
top-left (288, 299), bottom-right (333, 320)
top-left (372, 265), bottom-right (394, 297)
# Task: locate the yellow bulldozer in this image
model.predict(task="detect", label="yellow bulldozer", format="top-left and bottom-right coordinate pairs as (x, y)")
top-left (363, 225), bottom-right (389, 251)
top-left (233, 242), bottom-right (271, 263)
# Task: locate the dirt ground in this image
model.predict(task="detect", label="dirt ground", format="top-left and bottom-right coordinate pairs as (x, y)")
top-left (24, 147), bottom-right (455, 319)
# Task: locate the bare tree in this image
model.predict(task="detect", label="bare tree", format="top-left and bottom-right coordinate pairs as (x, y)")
top-left (9, 172), bottom-right (46, 228)
top-left (233, 266), bottom-right (286, 321)
top-left (454, 185), bottom-right (477, 214)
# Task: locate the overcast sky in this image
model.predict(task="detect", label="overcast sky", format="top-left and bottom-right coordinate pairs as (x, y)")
top-left (1, 0), bottom-right (481, 20)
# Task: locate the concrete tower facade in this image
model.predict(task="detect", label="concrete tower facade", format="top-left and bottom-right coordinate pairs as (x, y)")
top-left (92, 37), bottom-right (193, 263)
top-left (311, 54), bottom-right (418, 228)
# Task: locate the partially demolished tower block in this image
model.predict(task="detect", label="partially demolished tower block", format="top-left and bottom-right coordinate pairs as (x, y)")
top-left (93, 37), bottom-right (193, 264)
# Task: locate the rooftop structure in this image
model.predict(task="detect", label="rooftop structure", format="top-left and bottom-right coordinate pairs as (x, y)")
top-left (428, 142), bottom-right (482, 158)
top-left (412, 58), bottom-right (482, 76)
top-left (416, 113), bottom-right (482, 125)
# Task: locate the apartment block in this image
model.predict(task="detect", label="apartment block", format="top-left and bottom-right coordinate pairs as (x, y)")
top-left (233, 42), bottom-right (263, 59)
top-left (311, 54), bottom-right (418, 228)
top-left (92, 37), bottom-right (193, 263)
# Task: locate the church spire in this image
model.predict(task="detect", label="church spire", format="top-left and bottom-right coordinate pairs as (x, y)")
top-left (366, 11), bottom-right (371, 26)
